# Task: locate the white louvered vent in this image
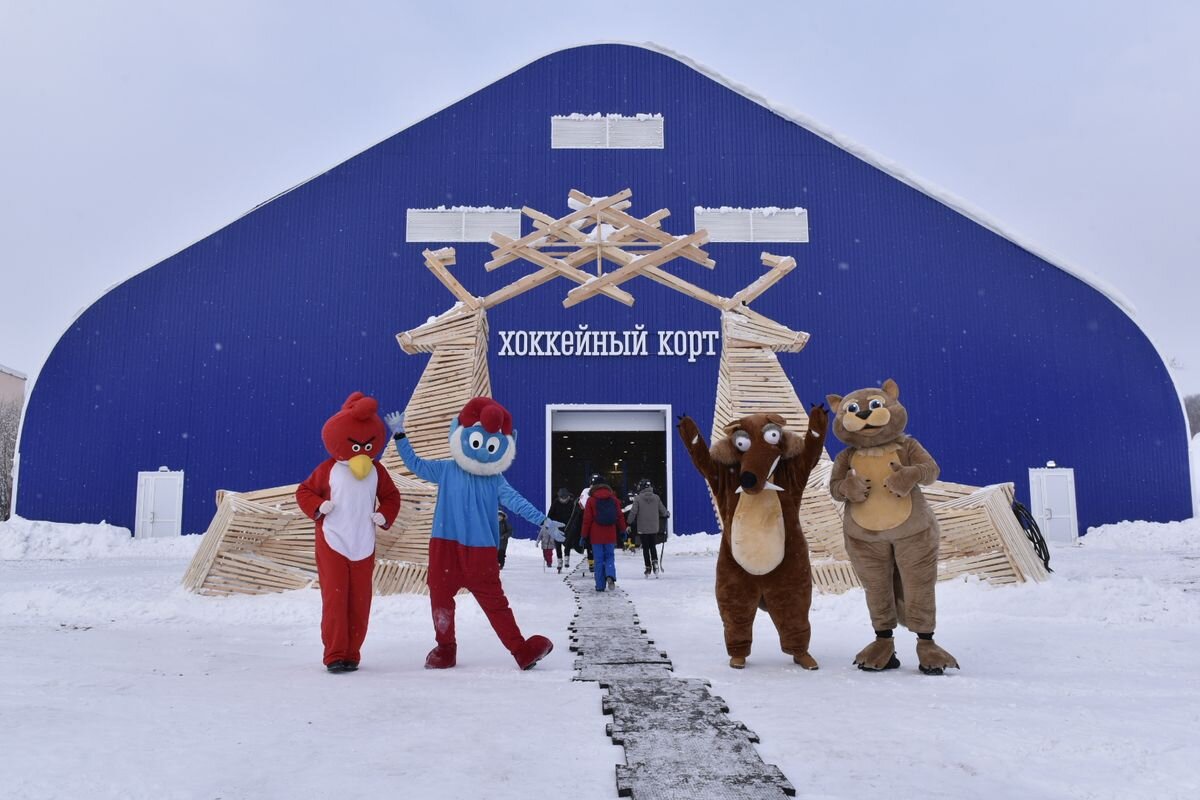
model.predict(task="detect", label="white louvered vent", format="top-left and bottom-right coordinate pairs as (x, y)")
top-left (406, 207), bottom-right (522, 242)
top-left (551, 114), bottom-right (664, 149)
top-left (693, 207), bottom-right (809, 243)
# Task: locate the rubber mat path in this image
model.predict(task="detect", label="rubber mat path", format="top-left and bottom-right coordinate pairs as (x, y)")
top-left (565, 564), bottom-right (797, 799)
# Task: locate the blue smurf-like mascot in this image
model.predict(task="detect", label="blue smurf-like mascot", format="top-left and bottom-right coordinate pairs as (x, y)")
top-left (386, 396), bottom-right (563, 670)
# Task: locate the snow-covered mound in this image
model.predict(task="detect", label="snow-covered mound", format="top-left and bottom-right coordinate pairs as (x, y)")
top-left (0, 515), bottom-right (200, 560)
top-left (1083, 517), bottom-right (1200, 550)
top-left (664, 531), bottom-right (720, 555)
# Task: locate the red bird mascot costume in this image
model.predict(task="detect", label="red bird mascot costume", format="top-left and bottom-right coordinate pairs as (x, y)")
top-left (296, 392), bottom-right (401, 673)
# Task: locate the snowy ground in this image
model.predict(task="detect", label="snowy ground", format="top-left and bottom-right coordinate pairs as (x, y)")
top-left (1, 517), bottom-right (1198, 800)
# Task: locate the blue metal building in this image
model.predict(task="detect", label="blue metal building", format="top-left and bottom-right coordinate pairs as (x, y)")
top-left (16, 43), bottom-right (1192, 538)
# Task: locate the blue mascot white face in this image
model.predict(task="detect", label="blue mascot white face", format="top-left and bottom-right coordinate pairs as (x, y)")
top-left (449, 420), bottom-right (517, 476)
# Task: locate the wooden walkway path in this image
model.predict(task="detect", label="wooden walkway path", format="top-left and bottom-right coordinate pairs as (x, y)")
top-left (565, 565), bottom-right (797, 799)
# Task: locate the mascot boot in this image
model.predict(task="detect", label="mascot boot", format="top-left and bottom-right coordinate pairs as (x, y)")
top-left (916, 635), bottom-right (959, 676)
top-left (514, 635), bottom-right (554, 671)
top-left (854, 631), bottom-right (901, 671)
top-left (424, 644), bottom-right (457, 670)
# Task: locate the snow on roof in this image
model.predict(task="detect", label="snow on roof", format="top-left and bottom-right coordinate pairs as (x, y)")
top-left (0, 363), bottom-right (27, 380)
top-left (408, 206), bottom-right (517, 213)
top-left (551, 113), bottom-right (663, 120)
top-left (696, 206), bottom-right (807, 216)
top-left (637, 41), bottom-right (1136, 317)
top-left (92, 40), bottom-right (1138, 332)
top-left (391, 39), bottom-right (1136, 317)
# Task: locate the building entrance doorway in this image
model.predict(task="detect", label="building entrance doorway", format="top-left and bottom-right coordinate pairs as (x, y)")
top-left (545, 405), bottom-right (672, 533)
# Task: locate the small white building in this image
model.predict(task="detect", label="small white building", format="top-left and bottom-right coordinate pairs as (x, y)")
top-left (0, 362), bottom-right (26, 520)
top-left (0, 363), bottom-right (25, 405)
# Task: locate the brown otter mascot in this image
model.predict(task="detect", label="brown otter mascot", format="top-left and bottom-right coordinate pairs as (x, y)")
top-left (677, 406), bottom-right (828, 670)
top-left (826, 378), bottom-right (959, 675)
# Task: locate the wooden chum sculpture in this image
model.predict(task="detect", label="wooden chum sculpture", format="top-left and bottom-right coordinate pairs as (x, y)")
top-left (183, 189), bottom-right (1047, 597)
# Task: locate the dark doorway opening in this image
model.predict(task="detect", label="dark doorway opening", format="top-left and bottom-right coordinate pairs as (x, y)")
top-left (550, 430), bottom-right (668, 504)
top-left (546, 406), bottom-right (672, 530)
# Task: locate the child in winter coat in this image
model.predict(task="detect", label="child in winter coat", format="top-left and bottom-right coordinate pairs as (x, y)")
top-left (536, 518), bottom-right (556, 568)
top-left (581, 475), bottom-right (626, 592)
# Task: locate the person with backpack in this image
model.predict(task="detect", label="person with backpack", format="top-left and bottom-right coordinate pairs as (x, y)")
top-left (576, 475), bottom-right (601, 574)
top-left (581, 474), bottom-right (626, 592)
top-left (628, 478), bottom-right (669, 577)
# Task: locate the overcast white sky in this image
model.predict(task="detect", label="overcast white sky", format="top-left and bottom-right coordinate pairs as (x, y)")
top-left (2, 1), bottom-right (1198, 395)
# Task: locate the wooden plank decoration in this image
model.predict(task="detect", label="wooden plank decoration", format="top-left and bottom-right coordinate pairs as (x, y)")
top-left (422, 248), bottom-right (480, 310)
top-left (184, 191), bottom-right (1047, 600)
top-left (697, 251), bottom-right (1048, 594)
top-left (183, 257), bottom-right (491, 597)
top-left (487, 232), bottom-right (636, 306)
top-left (562, 229), bottom-right (710, 308)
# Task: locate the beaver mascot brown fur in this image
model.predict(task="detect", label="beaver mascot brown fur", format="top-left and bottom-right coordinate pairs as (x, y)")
top-left (677, 406), bottom-right (828, 670)
top-left (826, 378), bottom-right (959, 675)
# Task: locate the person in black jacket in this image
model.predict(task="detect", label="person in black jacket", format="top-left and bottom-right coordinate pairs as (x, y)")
top-left (547, 487), bottom-right (578, 573)
top-left (497, 508), bottom-right (513, 569)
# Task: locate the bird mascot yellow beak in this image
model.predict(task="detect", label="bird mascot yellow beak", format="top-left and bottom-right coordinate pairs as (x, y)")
top-left (348, 454), bottom-right (374, 480)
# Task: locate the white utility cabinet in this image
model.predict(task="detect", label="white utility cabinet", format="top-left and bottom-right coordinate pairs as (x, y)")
top-left (1028, 464), bottom-right (1078, 545)
top-left (135, 466), bottom-right (184, 538)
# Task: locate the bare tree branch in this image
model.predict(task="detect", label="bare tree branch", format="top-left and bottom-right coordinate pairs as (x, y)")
top-left (0, 398), bottom-right (21, 521)
top-left (1185, 394), bottom-right (1200, 440)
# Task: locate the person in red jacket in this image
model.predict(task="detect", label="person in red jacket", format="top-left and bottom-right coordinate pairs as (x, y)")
top-left (582, 474), bottom-right (626, 592)
top-left (296, 392), bottom-right (402, 673)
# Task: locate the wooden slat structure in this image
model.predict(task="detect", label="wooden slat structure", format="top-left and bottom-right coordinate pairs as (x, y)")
top-left (704, 278), bottom-right (1050, 593)
top-left (183, 254), bottom-right (489, 597)
top-left (182, 461), bottom-right (441, 596)
top-left (183, 189), bottom-right (1047, 598)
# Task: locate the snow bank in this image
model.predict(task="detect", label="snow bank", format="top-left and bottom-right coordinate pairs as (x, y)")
top-left (0, 516), bottom-right (200, 560)
top-left (665, 531), bottom-right (720, 555)
top-left (1082, 517), bottom-right (1200, 550)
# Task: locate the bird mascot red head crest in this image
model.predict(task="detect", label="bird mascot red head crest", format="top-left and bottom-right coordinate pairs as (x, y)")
top-left (321, 391), bottom-right (388, 480)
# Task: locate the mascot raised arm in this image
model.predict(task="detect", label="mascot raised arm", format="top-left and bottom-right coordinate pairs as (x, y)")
top-left (677, 406), bottom-right (828, 670)
top-left (827, 378), bottom-right (959, 675)
top-left (388, 397), bottom-right (563, 671)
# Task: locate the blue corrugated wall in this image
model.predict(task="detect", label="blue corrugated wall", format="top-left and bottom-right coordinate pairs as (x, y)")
top-left (18, 44), bottom-right (1191, 537)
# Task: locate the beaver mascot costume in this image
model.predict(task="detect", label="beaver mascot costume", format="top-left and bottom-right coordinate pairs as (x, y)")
top-left (677, 406), bottom-right (828, 670)
top-left (296, 392), bottom-right (402, 673)
top-left (826, 378), bottom-right (959, 675)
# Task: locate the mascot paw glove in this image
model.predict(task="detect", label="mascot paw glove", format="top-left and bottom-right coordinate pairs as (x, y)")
top-left (371, 512), bottom-right (386, 527)
top-left (540, 518), bottom-right (566, 543)
top-left (885, 464), bottom-right (920, 497)
top-left (318, 500), bottom-right (336, 516)
top-left (841, 470), bottom-right (870, 503)
top-left (384, 410), bottom-right (406, 437)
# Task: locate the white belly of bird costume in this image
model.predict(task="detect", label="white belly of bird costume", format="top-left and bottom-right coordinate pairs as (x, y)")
top-left (323, 462), bottom-right (379, 561)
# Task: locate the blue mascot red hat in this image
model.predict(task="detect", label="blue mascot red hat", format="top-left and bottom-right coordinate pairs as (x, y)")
top-left (458, 396), bottom-right (513, 435)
